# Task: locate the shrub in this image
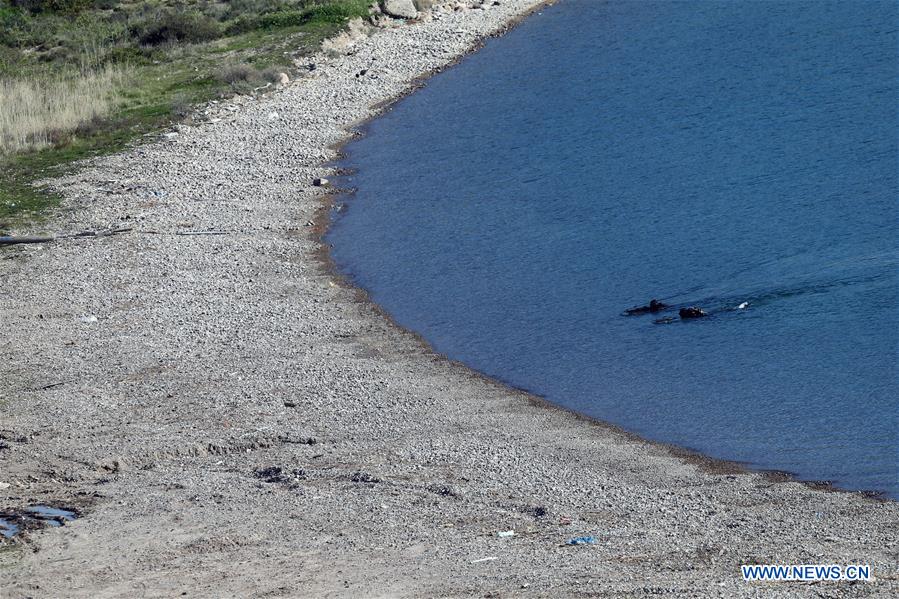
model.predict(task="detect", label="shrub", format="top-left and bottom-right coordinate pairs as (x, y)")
top-left (224, 15), bottom-right (255, 36)
top-left (103, 44), bottom-right (149, 65)
top-left (218, 63), bottom-right (256, 84)
top-left (302, 1), bottom-right (369, 24)
top-left (132, 9), bottom-right (222, 46)
top-left (260, 65), bottom-right (290, 83)
top-left (169, 92), bottom-right (193, 119)
top-left (0, 5), bottom-right (29, 47)
top-left (222, 0), bottom-right (291, 21)
top-left (227, 1), bottom-right (371, 33)
top-left (10, 0), bottom-right (95, 15)
top-left (255, 10), bottom-right (306, 29)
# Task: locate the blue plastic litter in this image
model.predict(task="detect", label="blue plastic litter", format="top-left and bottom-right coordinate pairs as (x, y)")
top-left (567, 536), bottom-right (596, 545)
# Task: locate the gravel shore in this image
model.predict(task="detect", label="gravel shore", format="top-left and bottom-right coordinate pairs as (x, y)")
top-left (1, 1), bottom-right (897, 597)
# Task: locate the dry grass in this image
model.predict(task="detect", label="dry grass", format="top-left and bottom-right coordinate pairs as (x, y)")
top-left (0, 66), bottom-right (124, 155)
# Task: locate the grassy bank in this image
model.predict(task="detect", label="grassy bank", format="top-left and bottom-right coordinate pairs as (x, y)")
top-left (0, 0), bottom-right (371, 231)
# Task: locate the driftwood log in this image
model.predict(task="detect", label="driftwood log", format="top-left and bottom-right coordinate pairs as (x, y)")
top-left (0, 235), bottom-right (55, 245)
top-left (0, 227), bottom-right (132, 246)
top-left (174, 230), bottom-right (230, 236)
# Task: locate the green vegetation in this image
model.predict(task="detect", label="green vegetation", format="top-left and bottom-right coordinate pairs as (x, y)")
top-left (0, 0), bottom-right (371, 230)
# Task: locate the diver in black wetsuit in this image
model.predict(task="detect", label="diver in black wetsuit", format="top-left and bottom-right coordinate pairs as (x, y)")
top-left (624, 299), bottom-right (667, 315)
top-left (678, 306), bottom-right (707, 319)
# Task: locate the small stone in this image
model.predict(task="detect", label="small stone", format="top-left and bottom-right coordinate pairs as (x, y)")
top-left (350, 471), bottom-right (380, 484)
top-left (428, 483), bottom-right (461, 498)
top-left (256, 466), bottom-right (286, 483)
top-left (280, 433), bottom-right (317, 445)
top-left (101, 458), bottom-right (126, 472)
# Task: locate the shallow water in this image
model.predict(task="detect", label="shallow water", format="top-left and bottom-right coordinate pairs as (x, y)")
top-left (328, 1), bottom-right (898, 496)
top-left (0, 518), bottom-right (19, 538)
top-left (0, 505), bottom-right (78, 538)
top-left (25, 505), bottom-right (77, 524)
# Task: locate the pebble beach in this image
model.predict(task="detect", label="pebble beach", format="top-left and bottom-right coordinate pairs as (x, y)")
top-left (1, 1), bottom-right (897, 596)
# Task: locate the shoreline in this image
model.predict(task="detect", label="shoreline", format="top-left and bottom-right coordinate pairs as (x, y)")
top-left (314, 41), bottom-right (890, 503)
top-left (2, 1), bottom-right (897, 596)
top-left (317, 192), bottom-right (891, 500)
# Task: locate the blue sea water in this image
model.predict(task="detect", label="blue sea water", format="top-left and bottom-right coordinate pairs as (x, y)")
top-left (327, 0), bottom-right (898, 497)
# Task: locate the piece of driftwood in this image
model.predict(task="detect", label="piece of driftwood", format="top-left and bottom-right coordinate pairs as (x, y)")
top-left (30, 381), bottom-right (67, 392)
top-left (61, 227), bottom-right (132, 239)
top-left (0, 235), bottom-right (55, 245)
top-left (0, 227), bottom-right (132, 246)
top-left (175, 230), bottom-right (230, 236)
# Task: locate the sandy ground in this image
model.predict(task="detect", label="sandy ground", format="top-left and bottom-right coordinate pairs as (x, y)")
top-left (1, 1), bottom-right (897, 597)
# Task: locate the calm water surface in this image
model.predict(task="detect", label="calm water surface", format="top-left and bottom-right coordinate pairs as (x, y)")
top-left (328, 0), bottom-right (898, 497)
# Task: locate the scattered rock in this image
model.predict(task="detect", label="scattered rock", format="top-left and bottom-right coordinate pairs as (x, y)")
top-left (381, 0), bottom-right (418, 19)
top-left (371, 13), bottom-right (397, 28)
top-left (323, 17), bottom-right (371, 54)
top-left (255, 466), bottom-right (305, 483)
top-left (280, 433), bottom-right (317, 445)
top-left (255, 466), bottom-right (283, 482)
top-left (100, 458), bottom-right (126, 472)
top-left (528, 505), bottom-right (547, 518)
top-left (350, 471), bottom-right (380, 484)
top-left (428, 483), bottom-right (461, 498)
